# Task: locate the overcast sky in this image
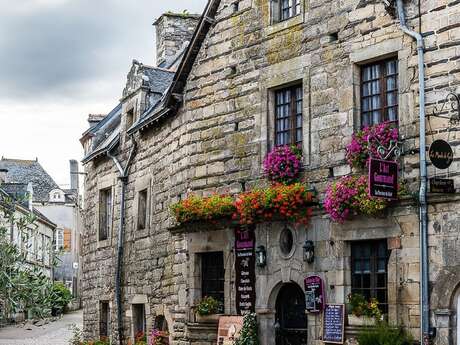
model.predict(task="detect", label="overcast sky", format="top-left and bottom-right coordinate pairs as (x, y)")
top-left (0, 0), bottom-right (207, 187)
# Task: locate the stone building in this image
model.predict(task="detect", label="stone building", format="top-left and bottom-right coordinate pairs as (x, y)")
top-left (81, 1), bottom-right (460, 345)
top-left (0, 158), bottom-right (83, 301)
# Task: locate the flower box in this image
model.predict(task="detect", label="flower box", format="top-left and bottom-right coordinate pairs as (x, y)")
top-left (347, 314), bottom-right (376, 326)
top-left (195, 313), bottom-right (223, 323)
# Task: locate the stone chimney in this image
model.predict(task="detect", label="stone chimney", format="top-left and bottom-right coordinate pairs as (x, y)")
top-left (87, 114), bottom-right (106, 129)
top-left (0, 168), bottom-right (7, 185)
top-left (153, 12), bottom-right (200, 68)
top-left (69, 160), bottom-right (79, 192)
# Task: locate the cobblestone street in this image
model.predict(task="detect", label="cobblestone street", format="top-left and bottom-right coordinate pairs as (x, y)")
top-left (0, 310), bottom-right (82, 345)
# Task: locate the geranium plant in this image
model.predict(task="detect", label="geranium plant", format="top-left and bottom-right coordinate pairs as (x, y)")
top-left (346, 122), bottom-right (399, 169)
top-left (234, 183), bottom-right (315, 225)
top-left (196, 296), bottom-right (222, 316)
top-left (323, 175), bottom-right (388, 223)
top-left (347, 293), bottom-right (382, 320)
top-left (150, 328), bottom-right (169, 345)
top-left (171, 194), bottom-right (235, 224)
top-left (263, 145), bottom-right (302, 184)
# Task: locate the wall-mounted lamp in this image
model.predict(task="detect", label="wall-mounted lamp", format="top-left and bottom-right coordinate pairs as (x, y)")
top-left (303, 240), bottom-right (315, 263)
top-left (256, 245), bottom-right (267, 267)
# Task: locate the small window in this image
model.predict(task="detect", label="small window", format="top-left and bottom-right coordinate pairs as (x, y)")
top-left (272, 0), bottom-right (301, 23)
top-left (56, 229), bottom-right (64, 251)
top-left (201, 252), bottom-right (225, 311)
top-left (132, 304), bottom-right (146, 338)
top-left (126, 109), bottom-right (135, 130)
top-left (351, 240), bottom-right (389, 313)
top-left (274, 84), bottom-right (303, 147)
top-left (361, 59), bottom-right (398, 127)
top-left (279, 227), bottom-right (294, 256)
top-left (137, 189), bottom-right (148, 230)
top-left (99, 188), bottom-right (112, 241)
top-left (100, 301), bottom-right (110, 339)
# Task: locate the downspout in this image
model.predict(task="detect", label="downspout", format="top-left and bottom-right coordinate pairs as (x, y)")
top-left (395, 1), bottom-right (429, 344)
top-left (107, 136), bottom-right (137, 345)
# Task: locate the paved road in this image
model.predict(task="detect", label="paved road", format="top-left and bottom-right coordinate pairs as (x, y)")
top-left (0, 310), bottom-right (83, 345)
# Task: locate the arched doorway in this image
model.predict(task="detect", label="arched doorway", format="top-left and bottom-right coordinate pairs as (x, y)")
top-left (275, 282), bottom-right (308, 345)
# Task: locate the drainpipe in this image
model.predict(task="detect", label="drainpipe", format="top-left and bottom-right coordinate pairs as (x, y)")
top-left (395, 1), bottom-right (429, 344)
top-left (107, 137), bottom-right (137, 345)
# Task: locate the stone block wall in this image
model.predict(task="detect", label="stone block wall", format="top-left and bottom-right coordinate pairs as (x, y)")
top-left (82, 0), bottom-right (460, 344)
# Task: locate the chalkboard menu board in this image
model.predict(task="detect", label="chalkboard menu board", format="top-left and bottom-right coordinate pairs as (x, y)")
top-left (235, 227), bottom-right (256, 315)
top-left (323, 304), bottom-right (345, 344)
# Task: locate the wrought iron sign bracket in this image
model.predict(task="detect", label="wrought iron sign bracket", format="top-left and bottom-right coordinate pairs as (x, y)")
top-left (427, 92), bottom-right (460, 125)
top-left (367, 136), bottom-right (403, 161)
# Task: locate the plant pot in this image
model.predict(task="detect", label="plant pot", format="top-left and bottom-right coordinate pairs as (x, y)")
top-left (347, 314), bottom-right (376, 326)
top-left (195, 313), bottom-right (223, 323)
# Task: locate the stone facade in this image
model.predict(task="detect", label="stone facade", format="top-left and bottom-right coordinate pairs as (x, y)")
top-left (81, 1), bottom-right (460, 345)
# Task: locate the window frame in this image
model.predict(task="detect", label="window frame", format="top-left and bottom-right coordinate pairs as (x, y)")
top-left (132, 303), bottom-right (146, 338)
top-left (274, 84), bottom-right (303, 148)
top-left (360, 58), bottom-right (399, 127)
top-left (98, 187), bottom-right (112, 242)
top-left (351, 240), bottom-right (390, 313)
top-left (272, 0), bottom-right (301, 23)
top-left (99, 301), bottom-right (110, 339)
top-left (201, 251), bottom-right (225, 311)
top-left (137, 189), bottom-right (148, 231)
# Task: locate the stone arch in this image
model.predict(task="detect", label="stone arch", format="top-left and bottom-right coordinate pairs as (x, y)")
top-left (431, 269), bottom-right (460, 310)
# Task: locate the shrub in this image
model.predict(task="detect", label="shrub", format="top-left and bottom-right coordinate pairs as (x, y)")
top-left (171, 194), bottom-right (235, 224)
top-left (357, 323), bottom-right (414, 345)
top-left (234, 183), bottom-right (315, 225)
top-left (235, 313), bottom-right (259, 345)
top-left (323, 175), bottom-right (388, 223)
top-left (263, 145), bottom-right (302, 184)
top-left (51, 282), bottom-right (72, 314)
top-left (150, 328), bottom-right (169, 345)
top-left (346, 122), bottom-right (399, 169)
top-left (196, 296), bottom-right (222, 316)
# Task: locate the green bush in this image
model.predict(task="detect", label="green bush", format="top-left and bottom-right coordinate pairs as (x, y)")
top-left (357, 323), bottom-right (414, 345)
top-left (235, 313), bottom-right (259, 345)
top-left (51, 282), bottom-right (72, 314)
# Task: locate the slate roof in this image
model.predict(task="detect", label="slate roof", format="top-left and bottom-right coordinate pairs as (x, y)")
top-left (143, 66), bottom-right (175, 95)
top-left (0, 158), bottom-right (60, 203)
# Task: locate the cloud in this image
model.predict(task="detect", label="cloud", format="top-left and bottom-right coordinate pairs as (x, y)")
top-left (0, 0), bottom-right (207, 186)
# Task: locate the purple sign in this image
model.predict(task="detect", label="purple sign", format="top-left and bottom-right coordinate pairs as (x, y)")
top-left (304, 275), bottom-right (325, 313)
top-left (369, 158), bottom-right (398, 200)
top-left (235, 227), bottom-right (256, 315)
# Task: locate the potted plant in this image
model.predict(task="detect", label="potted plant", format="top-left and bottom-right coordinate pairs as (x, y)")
top-left (347, 293), bottom-right (382, 326)
top-left (195, 296), bottom-right (223, 323)
top-left (150, 328), bottom-right (169, 345)
top-left (263, 145), bottom-right (303, 185)
top-left (357, 322), bottom-right (414, 345)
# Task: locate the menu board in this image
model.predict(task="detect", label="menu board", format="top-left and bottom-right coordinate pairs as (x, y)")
top-left (217, 316), bottom-right (244, 345)
top-left (323, 304), bottom-right (345, 344)
top-left (235, 227), bottom-right (256, 315)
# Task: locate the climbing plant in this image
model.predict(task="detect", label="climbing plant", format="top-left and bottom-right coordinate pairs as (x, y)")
top-left (235, 313), bottom-right (260, 345)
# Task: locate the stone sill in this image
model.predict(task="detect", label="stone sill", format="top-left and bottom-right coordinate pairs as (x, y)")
top-left (264, 15), bottom-right (303, 36)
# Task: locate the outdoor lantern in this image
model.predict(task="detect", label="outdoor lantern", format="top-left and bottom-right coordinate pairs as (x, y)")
top-left (256, 245), bottom-right (267, 267)
top-left (303, 240), bottom-right (315, 263)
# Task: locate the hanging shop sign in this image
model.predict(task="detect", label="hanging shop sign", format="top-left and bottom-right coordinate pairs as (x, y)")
top-left (429, 139), bottom-right (454, 170)
top-left (304, 275), bottom-right (325, 313)
top-left (430, 178), bottom-right (455, 194)
top-left (235, 226), bottom-right (256, 315)
top-left (369, 158), bottom-right (398, 199)
top-left (217, 316), bottom-right (244, 345)
top-left (323, 304), bottom-right (345, 344)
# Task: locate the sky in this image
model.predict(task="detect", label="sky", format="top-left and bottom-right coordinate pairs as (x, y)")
top-left (0, 0), bottom-right (207, 187)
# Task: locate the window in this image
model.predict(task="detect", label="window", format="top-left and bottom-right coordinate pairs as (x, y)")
top-left (126, 109), bottom-right (134, 130)
top-left (132, 304), bottom-right (146, 338)
top-left (275, 85), bottom-right (303, 147)
top-left (272, 0), bottom-right (301, 23)
top-left (351, 240), bottom-right (389, 313)
top-left (100, 302), bottom-right (110, 339)
top-left (361, 59), bottom-right (398, 127)
top-left (99, 188), bottom-right (112, 241)
top-left (201, 252), bottom-right (225, 311)
top-left (56, 229), bottom-right (64, 251)
top-left (137, 189), bottom-right (148, 230)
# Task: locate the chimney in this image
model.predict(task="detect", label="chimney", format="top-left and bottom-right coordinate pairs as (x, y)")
top-left (27, 182), bottom-right (33, 211)
top-left (0, 168), bottom-right (7, 185)
top-left (153, 12), bottom-right (200, 68)
top-left (87, 114), bottom-right (106, 128)
top-left (70, 160), bottom-right (79, 192)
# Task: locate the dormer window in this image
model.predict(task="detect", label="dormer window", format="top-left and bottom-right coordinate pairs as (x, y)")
top-left (271, 0), bottom-right (301, 24)
top-left (49, 189), bottom-right (65, 203)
